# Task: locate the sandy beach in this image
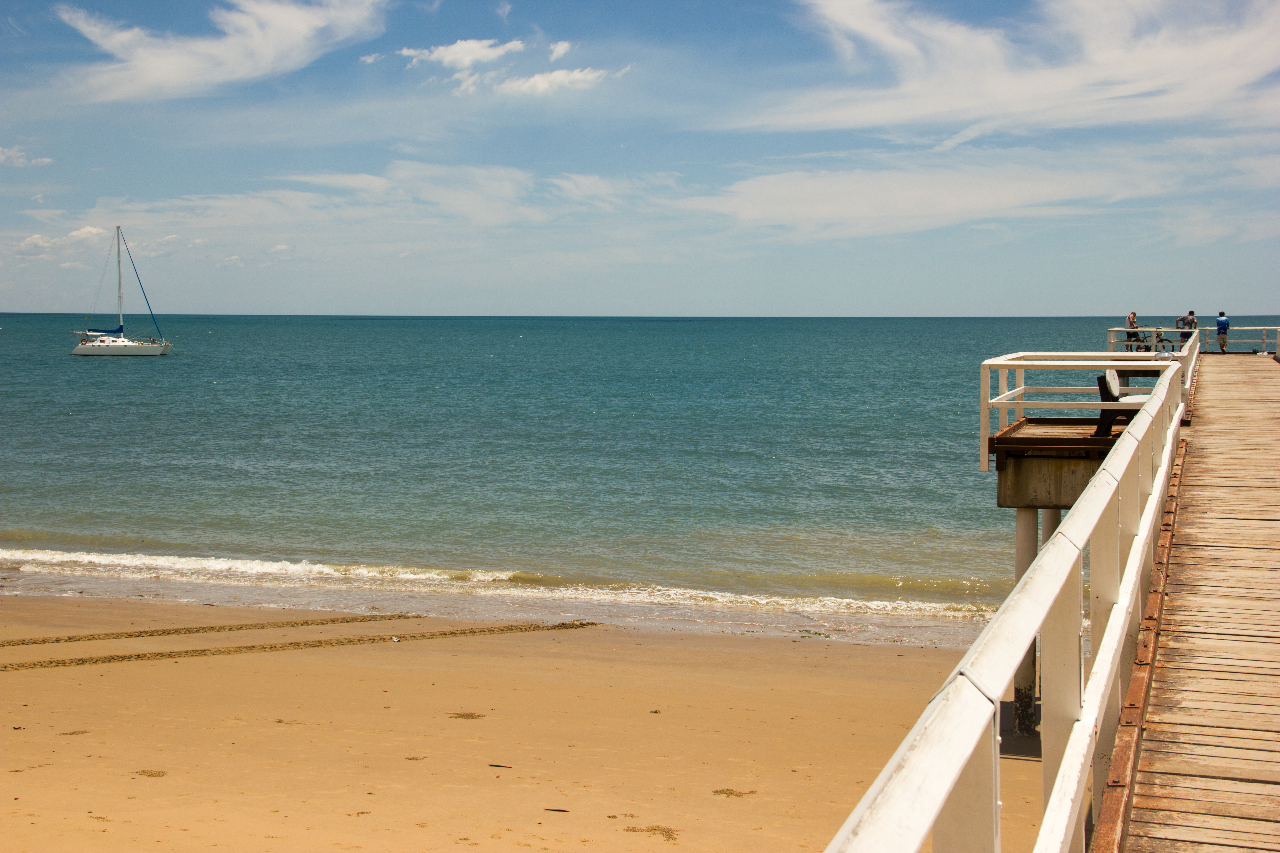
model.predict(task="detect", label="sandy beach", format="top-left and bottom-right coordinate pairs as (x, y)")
top-left (2, 596), bottom-right (1042, 851)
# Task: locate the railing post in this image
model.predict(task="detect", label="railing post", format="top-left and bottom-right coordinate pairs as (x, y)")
top-left (1118, 447), bottom-right (1142, 667)
top-left (1013, 507), bottom-right (1040, 735)
top-left (981, 365), bottom-right (992, 471)
top-left (1042, 550), bottom-right (1086, 853)
top-left (1016, 368), bottom-right (1025, 422)
top-left (934, 712), bottom-right (1001, 853)
top-left (999, 369), bottom-right (1009, 429)
top-left (1090, 490), bottom-right (1122, 820)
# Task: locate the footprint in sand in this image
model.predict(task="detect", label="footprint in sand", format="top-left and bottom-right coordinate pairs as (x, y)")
top-left (448, 712), bottom-right (486, 720)
top-left (133, 770), bottom-right (167, 777)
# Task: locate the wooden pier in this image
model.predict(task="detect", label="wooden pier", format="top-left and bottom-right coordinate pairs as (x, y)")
top-left (1120, 355), bottom-right (1280, 851)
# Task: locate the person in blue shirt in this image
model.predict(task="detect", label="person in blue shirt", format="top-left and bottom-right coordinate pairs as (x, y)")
top-left (1216, 312), bottom-right (1229, 353)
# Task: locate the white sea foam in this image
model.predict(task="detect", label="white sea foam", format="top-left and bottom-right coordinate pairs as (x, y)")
top-left (0, 548), bottom-right (995, 620)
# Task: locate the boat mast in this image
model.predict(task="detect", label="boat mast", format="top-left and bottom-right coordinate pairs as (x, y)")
top-left (116, 225), bottom-right (123, 333)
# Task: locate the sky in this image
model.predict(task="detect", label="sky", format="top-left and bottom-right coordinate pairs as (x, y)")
top-left (1, 0), bottom-right (1277, 316)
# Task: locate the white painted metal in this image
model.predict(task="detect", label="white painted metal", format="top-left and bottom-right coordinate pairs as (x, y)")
top-left (829, 347), bottom-right (1184, 853)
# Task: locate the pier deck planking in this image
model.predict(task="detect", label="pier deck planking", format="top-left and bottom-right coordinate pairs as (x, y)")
top-left (1125, 355), bottom-right (1280, 851)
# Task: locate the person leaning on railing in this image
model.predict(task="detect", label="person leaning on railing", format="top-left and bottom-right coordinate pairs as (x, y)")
top-left (1216, 311), bottom-right (1230, 353)
top-left (1177, 310), bottom-right (1197, 342)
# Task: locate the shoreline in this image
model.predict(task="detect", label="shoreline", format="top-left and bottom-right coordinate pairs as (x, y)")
top-left (2, 567), bottom-right (991, 649)
top-left (2, 593), bottom-right (1042, 851)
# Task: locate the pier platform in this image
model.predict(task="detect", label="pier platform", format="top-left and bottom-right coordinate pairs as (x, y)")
top-left (1114, 355), bottom-right (1280, 851)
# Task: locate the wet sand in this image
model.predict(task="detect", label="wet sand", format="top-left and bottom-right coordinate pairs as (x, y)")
top-left (2, 595), bottom-right (1042, 851)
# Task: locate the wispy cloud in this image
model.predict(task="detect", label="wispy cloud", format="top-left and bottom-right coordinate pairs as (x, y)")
top-left (548, 41), bottom-right (571, 62)
top-left (283, 161), bottom-right (543, 226)
top-left (399, 38), bottom-right (525, 70)
top-left (494, 68), bottom-right (607, 95)
top-left (0, 146), bottom-right (53, 167)
top-left (55, 0), bottom-right (390, 101)
top-left (496, 2), bottom-right (512, 23)
top-left (735, 0), bottom-right (1280, 142)
top-left (15, 225), bottom-right (107, 260)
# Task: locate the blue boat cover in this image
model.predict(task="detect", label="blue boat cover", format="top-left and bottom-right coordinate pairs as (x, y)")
top-left (88, 325), bottom-right (124, 335)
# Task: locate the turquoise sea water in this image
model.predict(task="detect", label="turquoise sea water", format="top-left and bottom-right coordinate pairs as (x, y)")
top-left (3, 314), bottom-right (1274, 642)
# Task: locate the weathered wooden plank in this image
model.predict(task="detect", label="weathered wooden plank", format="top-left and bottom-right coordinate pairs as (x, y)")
top-left (1132, 791), bottom-right (1280, 824)
top-left (1127, 837), bottom-right (1272, 853)
top-left (1136, 769), bottom-right (1280, 798)
top-left (1126, 813), bottom-right (1280, 850)
top-left (1139, 750), bottom-right (1280, 782)
top-left (1151, 677), bottom-right (1280, 700)
top-left (1150, 688), bottom-right (1280, 711)
top-left (1145, 707), bottom-right (1280, 734)
top-left (1138, 737), bottom-right (1280, 766)
top-left (1142, 726), bottom-right (1280, 752)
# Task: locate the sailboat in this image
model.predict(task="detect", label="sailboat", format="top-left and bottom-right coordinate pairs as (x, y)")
top-left (71, 226), bottom-right (171, 356)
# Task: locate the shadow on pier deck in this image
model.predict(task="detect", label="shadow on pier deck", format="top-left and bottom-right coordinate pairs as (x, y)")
top-left (1099, 355), bottom-right (1280, 852)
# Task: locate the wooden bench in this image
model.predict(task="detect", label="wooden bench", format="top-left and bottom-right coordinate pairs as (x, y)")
top-left (1093, 370), bottom-right (1150, 437)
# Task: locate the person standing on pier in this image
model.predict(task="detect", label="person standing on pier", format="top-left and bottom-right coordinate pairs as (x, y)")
top-left (1125, 311), bottom-right (1140, 351)
top-left (1216, 311), bottom-right (1230, 353)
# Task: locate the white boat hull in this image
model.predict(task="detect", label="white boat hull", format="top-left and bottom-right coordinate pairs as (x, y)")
top-left (71, 336), bottom-right (171, 356)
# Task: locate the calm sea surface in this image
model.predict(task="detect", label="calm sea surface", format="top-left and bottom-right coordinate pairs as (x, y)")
top-left (4, 314), bottom-right (1273, 642)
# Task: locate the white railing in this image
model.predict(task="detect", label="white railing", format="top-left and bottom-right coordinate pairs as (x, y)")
top-left (826, 357), bottom-right (1185, 853)
top-left (979, 336), bottom-right (1197, 471)
top-left (1106, 325), bottom-right (1279, 354)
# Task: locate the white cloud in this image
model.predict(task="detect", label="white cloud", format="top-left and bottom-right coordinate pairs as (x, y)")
top-left (359, 52), bottom-right (383, 64)
top-left (0, 146), bottom-right (53, 167)
top-left (399, 38), bottom-right (524, 70)
top-left (496, 2), bottom-right (512, 23)
top-left (385, 161), bottom-right (541, 225)
top-left (735, 0), bottom-right (1280, 141)
top-left (14, 225), bottom-right (108, 260)
top-left (549, 41), bottom-right (571, 62)
top-left (56, 0), bottom-right (390, 101)
top-left (676, 148), bottom-right (1184, 240)
top-left (280, 172), bottom-right (392, 193)
top-left (494, 68), bottom-right (607, 95)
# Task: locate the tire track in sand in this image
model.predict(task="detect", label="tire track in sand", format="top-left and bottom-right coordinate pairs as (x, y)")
top-left (0, 613), bottom-right (420, 648)
top-left (0, 621), bottom-right (598, 671)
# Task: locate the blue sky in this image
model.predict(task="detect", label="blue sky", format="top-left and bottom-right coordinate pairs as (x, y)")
top-left (2, 0), bottom-right (1277, 315)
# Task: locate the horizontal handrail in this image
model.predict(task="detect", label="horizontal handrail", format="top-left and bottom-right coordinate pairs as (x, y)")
top-left (828, 342), bottom-right (1185, 853)
top-left (1106, 325), bottom-right (1278, 353)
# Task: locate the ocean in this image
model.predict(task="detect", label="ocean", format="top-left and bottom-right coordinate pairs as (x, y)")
top-left (4, 314), bottom-right (1272, 645)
